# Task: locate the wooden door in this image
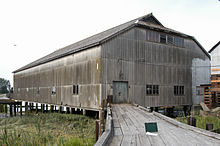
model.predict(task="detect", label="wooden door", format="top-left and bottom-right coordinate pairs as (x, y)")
top-left (113, 81), bottom-right (128, 103)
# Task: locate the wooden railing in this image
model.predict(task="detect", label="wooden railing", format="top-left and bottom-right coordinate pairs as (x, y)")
top-left (94, 104), bottom-right (113, 146)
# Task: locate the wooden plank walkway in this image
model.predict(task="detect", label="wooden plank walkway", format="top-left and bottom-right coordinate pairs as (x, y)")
top-left (108, 104), bottom-right (220, 146)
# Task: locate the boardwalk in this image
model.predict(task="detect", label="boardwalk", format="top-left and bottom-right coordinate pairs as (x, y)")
top-left (108, 104), bottom-right (220, 146)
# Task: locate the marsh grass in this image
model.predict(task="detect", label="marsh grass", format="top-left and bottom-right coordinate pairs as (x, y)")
top-left (0, 113), bottom-right (96, 146)
top-left (176, 115), bottom-right (220, 131)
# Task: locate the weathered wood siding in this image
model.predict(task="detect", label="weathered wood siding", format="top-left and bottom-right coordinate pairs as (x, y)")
top-left (13, 46), bottom-right (102, 110)
top-left (101, 27), bottom-right (210, 107)
top-left (210, 44), bottom-right (220, 74)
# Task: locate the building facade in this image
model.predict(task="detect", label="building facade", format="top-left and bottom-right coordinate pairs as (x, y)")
top-left (13, 14), bottom-right (210, 111)
top-left (207, 41), bottom-right (220, 107)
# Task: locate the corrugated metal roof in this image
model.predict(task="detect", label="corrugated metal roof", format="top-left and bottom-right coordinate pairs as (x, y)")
top-left (13, 13), bottom-right (210, 73)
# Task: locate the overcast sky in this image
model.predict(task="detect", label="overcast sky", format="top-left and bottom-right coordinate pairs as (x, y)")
top-left (0, 0), bottom-right (219, 85)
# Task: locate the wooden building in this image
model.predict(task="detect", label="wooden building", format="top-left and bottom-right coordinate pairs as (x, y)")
top-left (207, 41), bottom-right (220, 107)
top-left (13, 13), bottom-right (210, 112)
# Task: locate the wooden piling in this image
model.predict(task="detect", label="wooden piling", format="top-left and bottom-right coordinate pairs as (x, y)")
top-left (83, 109), bottom-right (86, 115)
top-left (66, 107), bottom-right (70, 114)
top-left (96, 120), bottom-right (100, 141)
top-left (29, 103), bottom-right (32, 112)
top-left (41, 104), bottom-right (44, 113)
top-left (99, 109), bottom-right (104, 137)
top-left (46, 104), bottom-right (48, 112)
top-left (14, 104), bottom-right (16, 116)
top-left (5, 104), bottom-right (8, 114)
top-left (206, 123), bottom-right (213, 131)
top-left (50, 105), bottom-right (54, 113)
top-left (0, 104), bottom-right (3, 112)
top-left (59, 106), bottom-right (63, 113)
top-left (188, 117), bottom-right (196, 127)
top-left (36, 103), bottom-right (38, 113)
top-left (10, 104), bottom-right (13, 117)
top-left (25, 102), bottom-right (28, 114)
top-left (20, 103), bottom-right (22, 116)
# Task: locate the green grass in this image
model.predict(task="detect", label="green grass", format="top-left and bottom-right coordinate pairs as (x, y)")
top-left (0, 113), bottom-right (96, 146)
top-left (176, 115), bottom-right (220, 131)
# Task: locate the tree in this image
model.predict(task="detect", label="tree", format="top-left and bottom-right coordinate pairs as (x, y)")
top-left (0, 78), bottom-right (10, 94)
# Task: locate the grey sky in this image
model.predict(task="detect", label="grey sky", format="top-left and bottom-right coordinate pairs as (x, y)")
top-left (0, 0), bottom-right (219, 85)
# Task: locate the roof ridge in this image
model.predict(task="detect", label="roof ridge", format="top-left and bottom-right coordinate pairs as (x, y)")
top-left (209, 41), bottom-right (220, 53)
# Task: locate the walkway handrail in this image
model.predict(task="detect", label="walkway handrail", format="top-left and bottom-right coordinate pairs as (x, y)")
top-left (153, 111), bottom-right (220, 140)
top-left (94, 105), bottom-right (113, 146)
top-left (136, 103), bottom-right (220, 140)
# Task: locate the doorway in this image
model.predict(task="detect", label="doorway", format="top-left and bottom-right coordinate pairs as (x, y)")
top-left (113, 81), bottom-right (128, 103)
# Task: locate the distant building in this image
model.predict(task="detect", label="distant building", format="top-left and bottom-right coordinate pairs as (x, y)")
top-left (13, 13), bottom-right (210, 112)
top-left (206, 41), bottom-right (220, 107)
top-left (209, 41), bottom-right (220, 74)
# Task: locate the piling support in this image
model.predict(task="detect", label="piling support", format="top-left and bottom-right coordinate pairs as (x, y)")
top-left (36, 103), bottom-right (38, 113)
top-left (83, 109), bottom-right (86, 116)
top-left (46, 104), bottom-right (48, 112)
top-left (17, 103), bottom-right (19, 114)
top-left (0, 104), bottom-right (3, 112)
top-left (96, 120), bottom-right (100, 141)
top-left (14, 104), bottom-right (16, 116)
top-left (50, 105), bottom-right (54, 113)
top-left (41, 104), bottom-right (45, 113)
top-left (99, 109), bottom-right (104, 137)
top-left (20, 103), bottom-right (22, 116)
top-left (59, 106), bottom-right (63, 113)
top-left (66, 107), bottom-right (70, 114)
top-left (5, 104), bottom-right (8, 114)
top-left (25, 102), bottom-right (28, 114)
top-left (29, 103), bottom-right (32, 112)
top-left (10, 104), bottom-right (13, 117)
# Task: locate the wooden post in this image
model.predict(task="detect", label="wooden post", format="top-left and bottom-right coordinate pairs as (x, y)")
top-left (99, 109), bottom-right (104, 137)
top-left (206, 123), bottom-right (213, 131)
top-left (14, 104), bottom-right (16, 116)
top-left (17, 103), bottom-right (19, 114)
top-left (96, 120), bottom-right (100, 141)
top-left (0, 104), bottom-right (3, 112)
top-left (41, 104), bottom-right (44, 113)
top-left (10, 104), bottom-right (13, 117)
top-left (66, 107), bottom-right (70, 114)
top-left (46, 104), bottom-right (48, 112)
top-left (188, 117), bottom-right (196, 127)
top-left (25, 102), bottom-right (28, 114)
top-left (59, 106), bottom-right (63, 113)
top-left (36, 103), bottom-right (38, 113)
top-left (50, 105), bottom-right (54, 113)
top-left (29, 103), bottom-right (32, 112)
top-left (83, 109), bottom-right (86, 116)
top-left (5, 104), bottom-right (8, 114)
top-left (20, 103), bottom-right (22, 116)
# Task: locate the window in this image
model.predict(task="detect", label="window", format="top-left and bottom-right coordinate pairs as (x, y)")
top-left (18, 88), bottom-right (20, 92)
top-left (37, 87), bottom-right (40, 94)
top-left (174, 86), bottom-right (184, 96)
top-left (160, 34), bottom-right (166, 44)
top-left (196, 86), bottom-right (203, 96)
top-left (146, 30), bottom-right (159, 42)
top-left (52, 86), bottom-right (56, 94)
top-left (146, 85), bottom-right (159, 95)
top-left (174, 37), bottom-right (184, 47)
top-left (73, 84), bottom-right (79, 95)
top-left (26, 88), bottom-right (29, 92)
top-left (146, 85), bottom-right (152, 95)
top-left (167, 35), bottom-right (173, 45)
